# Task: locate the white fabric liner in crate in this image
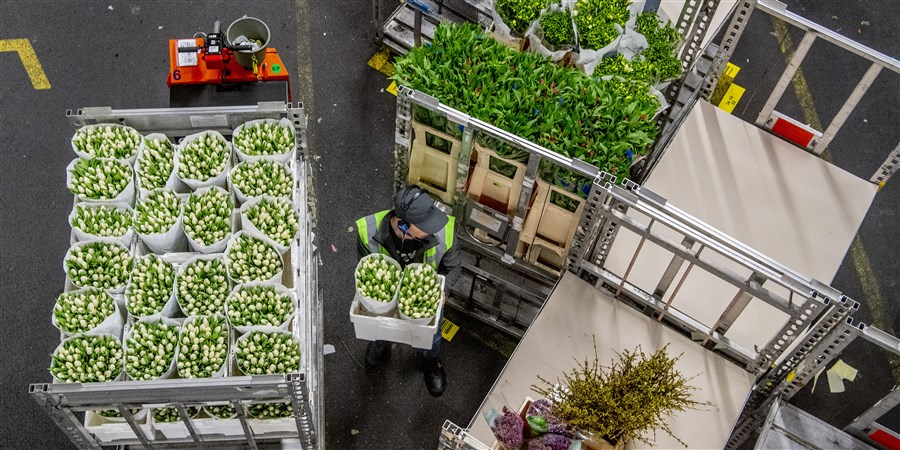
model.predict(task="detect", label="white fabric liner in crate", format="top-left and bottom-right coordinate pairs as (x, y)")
top-left (229, 159), bottom-right (294, 205)
top-left (175, 314), bottom-right (229, 378)
top-left (174, 130), bottom-right (232, 191)
top-left (134, 188), bottom-right (186, 254)
top-left (468, 272), bottom-right (756, 448)
top-left (526, 1), bottom-right (576, 63)
top-left (175, 254), bottom-right (230, 316)
top-left (123, 315), bottom-right (181, 380)
top-left (239, 195), bottom-right (299, 255)
top-left (233, 327), bottom-right (301, 376)
top-left (135, 133), bottom-right (182, 197)
top-left (68, 202), bottom-right (135, 247)
top-left (601, 101), bottom-right (877, 352)
top-left (489, 0), bottom-right (529, 45)
top-left (224, 231), bottom-right (284, 286)
top-left (66, 157), bottom-right (136, 205)
top-left (52, 287), bottom-right (125, 339)
top-left (349, 298), bottom-right (443, 349)
top-left (232, 118), bottom-right (296, 164)
top-left (396, 263), bottom-right (445, 325)
top-left (125, 254), bottom-right (181, 319)
top-left (354, 254), bottom-right (401, 315)
top-left (63, 239), bottom-right (132, 294)
top-left (225, 282), bottom-right (297, 334)
top-left (71, 123), bottom-right (143, 165)
top-left (51, 332), bottom-right (126, 383)
top-left (184, 185), bottom-right (234, 254)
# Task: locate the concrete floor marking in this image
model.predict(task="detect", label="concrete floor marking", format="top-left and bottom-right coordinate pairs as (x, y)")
top-left (0, 39), bottom-right (51, 90)
top-left (367, 47), bottom-right (395, 77)
top-left (773, 17), bottom-right (900, 384)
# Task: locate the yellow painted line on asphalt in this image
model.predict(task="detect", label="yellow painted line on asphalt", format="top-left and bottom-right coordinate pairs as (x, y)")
top-left (0, 38), bottom-right (50, 89)
top-left (717, 83), bottom-right (745, 113)
top-left (367, 46), bottom-right (395, 77)
top-left (772, 17), bottom-right (900, 384)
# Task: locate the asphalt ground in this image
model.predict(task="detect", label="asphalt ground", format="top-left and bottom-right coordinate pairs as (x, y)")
top-left (0, 1), bottom-right (896, 449)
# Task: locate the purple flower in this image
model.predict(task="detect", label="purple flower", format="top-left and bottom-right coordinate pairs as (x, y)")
top-left (527, 399), bottom-right (575, 437)
top-left (491, 406), bottom-right (524, 449)
top-left (527, 433), bottom-right (572, 450)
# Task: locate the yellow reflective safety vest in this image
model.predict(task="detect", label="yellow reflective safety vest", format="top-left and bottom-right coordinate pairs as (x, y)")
top-left (355, 210), bottom-right (455, 269)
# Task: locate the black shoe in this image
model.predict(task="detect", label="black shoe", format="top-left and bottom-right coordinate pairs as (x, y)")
top-left (423, 358), bottom-right (446, 397)
top-left (365, 341), bottom-right (390, 367)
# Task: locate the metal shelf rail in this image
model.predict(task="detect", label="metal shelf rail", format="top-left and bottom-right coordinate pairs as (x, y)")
top-left (30, 103), bottom-right (323, 450)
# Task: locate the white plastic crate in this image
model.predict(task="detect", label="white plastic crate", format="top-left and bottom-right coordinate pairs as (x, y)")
top-left (249, 417), bottom-right (300, 435)
top-left (192, 416), bottom-right (245, 437)
top-left (349, 297), bottom-right (443, 349)
top-left (84, 410), bottom-right (151, 443)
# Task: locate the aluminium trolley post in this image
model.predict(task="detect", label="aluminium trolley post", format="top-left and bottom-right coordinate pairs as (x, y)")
top-left (32, 103), bottom-right (323, 450)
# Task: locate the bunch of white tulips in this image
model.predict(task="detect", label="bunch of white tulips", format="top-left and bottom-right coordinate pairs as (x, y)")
top-left (176, 315), bottom-right (228, 378)
top-left (354, 255), bottom-right (401, 302)
top-left (53, 289), bottom-right (116, 334)
top-left (235, 331), bottom-right (301, 375)
top-left (397, 264), bottom-right (441, 320)
top-left (126, 255), bottom-right (176, 317)
top-left (133, 190), bottom-right (181, 234)
top-left (137, 137), bottom-right (175, 190)
top-left (245, 197), bottom-right (299, 247)
top-left (234, 121), bottom-right (293, 156)
top-left (68, 158), bottom-right (132, 200)
top-left (125, 320), bottom-right (179, 380)
top-left (50, 334), bottom-right (123, 382)
top-left (65, 242), bottom-right (133, 290)
top-left (72, 125), bottom-right (143, 160)
top-left (227, 285), bottom-right (293, 327)
top-left (177, 259), bottom-right (230, 316)
top-left (231, 160), bottom-right (293, 199)
top-left (226, 234), bottom-right (283, 283)
top-left (249, 402), bottom-right (293, 419)
top-left (71, 204), bottom-right (132, 238)
top-left (177, 132), bottom-right (229, 182)
top-left (183, 188), bottom-right (232, 246)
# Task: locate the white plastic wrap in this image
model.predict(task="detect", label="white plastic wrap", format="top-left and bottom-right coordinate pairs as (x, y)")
top-left (225, 282), bottom-right (297, 335)
top-left (183, 186), bottom-right (233, 254)
top-left (232, 118), bottom-right (295, 164)
top-left (239, 195), bottom-right (298, 255)
top-left (52, 287), bottom-right (126, 339)
top-left (66, 158), bottom-right (136, 205)
top-left (68, 202), bottom-right (135, 247)
top-left (174, 130), bottom-right (232, 191)
top-left (134, 189), bottom-right (186, 254)
top-left (135, 133), bottom-right (181, 197)
top-left (354, 254), bottom-right (401, 315)
top-left (224, 231), bottom-right (284, 286)
top-left (71, 124), bottom-right (143, 165)
top-left (123, 315), bottom-right (181, 380)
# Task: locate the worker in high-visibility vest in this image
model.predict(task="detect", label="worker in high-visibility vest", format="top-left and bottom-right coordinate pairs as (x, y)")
top-left (355, 185), bottom-right (461, 397)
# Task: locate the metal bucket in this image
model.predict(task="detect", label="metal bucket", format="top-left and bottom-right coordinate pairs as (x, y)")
top-left (226, 16), bottom-right (270, 69)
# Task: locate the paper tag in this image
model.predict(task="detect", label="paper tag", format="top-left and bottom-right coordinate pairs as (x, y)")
top-left (189, 114), bottom-right (229, 128)
top-left (723, 62), bottom-right (741, 79)
top-left (469, 208), bottom-right (502, 232)
top-left (176, 40), bottom-right (199, 67)
top-left (441, 319), bottom-right (459, 341)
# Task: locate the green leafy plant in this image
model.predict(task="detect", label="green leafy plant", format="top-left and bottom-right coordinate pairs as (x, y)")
top-left (539, 10), bottom-right (576, 48)
top-left (393, 23), bottom-right (658, 183)
top-left (495, 0), bottom-right (549, 35)
top-left (574, 0), bottom-right (630, 49)
top-left (532, 343), bottom-right (705, 447)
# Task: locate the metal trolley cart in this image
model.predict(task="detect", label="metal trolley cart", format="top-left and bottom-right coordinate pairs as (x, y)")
top-left (30, 103), bottom-right (323, 450)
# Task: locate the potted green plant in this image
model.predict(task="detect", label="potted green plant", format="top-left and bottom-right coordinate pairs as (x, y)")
top-left (532, 343), bottom-right (706, 448)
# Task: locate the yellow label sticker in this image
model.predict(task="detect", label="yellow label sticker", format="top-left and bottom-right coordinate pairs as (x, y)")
top-left (386, 81), bottom-right (398, 96)
top-left (723, 62), bottom-right (741, 79)
top-left (441, 318), bottom-right (459, 341)
top-left (0, 39), bottom-right (51, 90)
top-left (718, 83), bottom-right (746, 114)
